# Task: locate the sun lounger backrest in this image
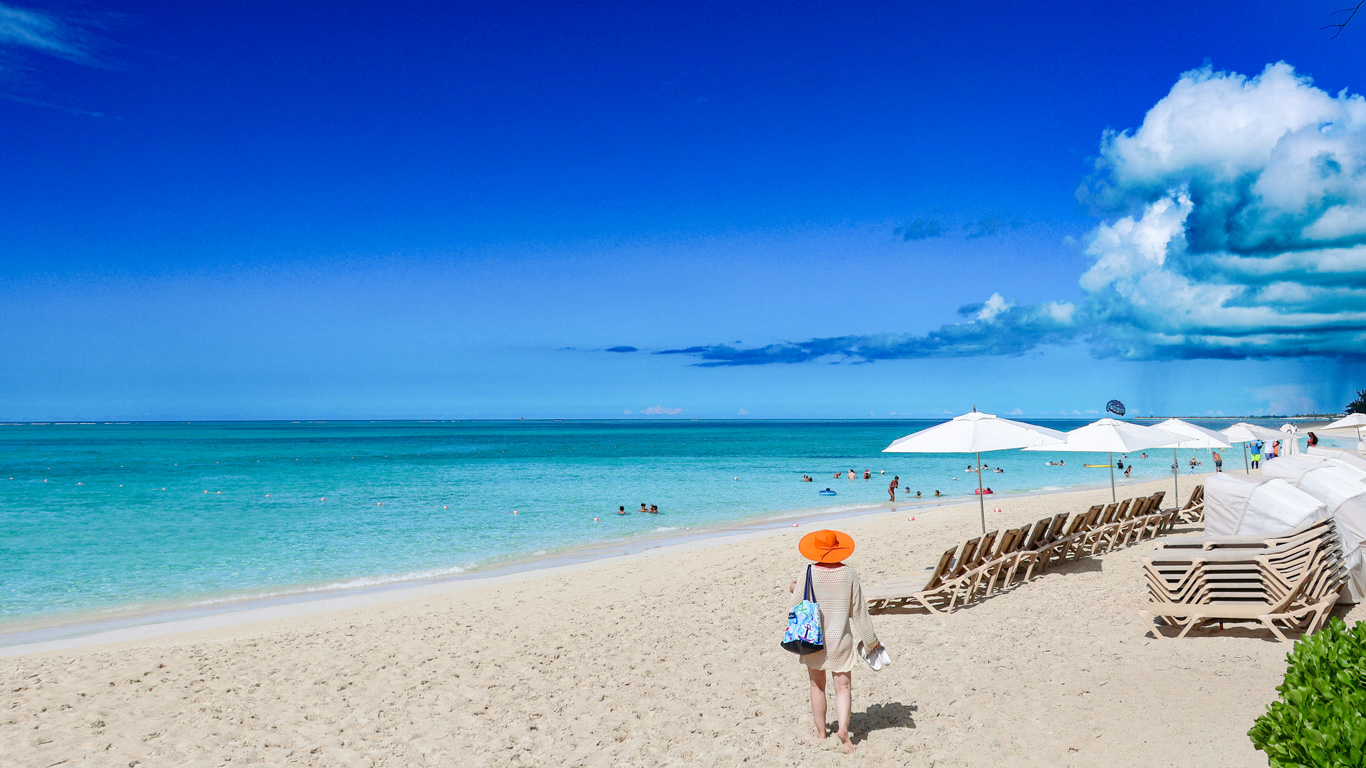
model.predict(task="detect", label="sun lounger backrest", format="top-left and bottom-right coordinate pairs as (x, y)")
top-left (1120, 497), bottom-right (1144, 520)
top-left (1133, 495), bottom-right (1158, 518)
top-left (951, 537), bottom-right (982, 576)
top-left (974, 531), bottom-right (999, 566)
top-left (1063, 510), bottom-right (1093, 537)
top-left (1023, 518), bottom-right (1051, 550)
top-left (922, 546), bottom-right (958, 590)
top-left (1149, 490), bottom-right (1166, 511)
top-left (996, 528), bottom-right (1022, 558)
top-left (1183, 485), bottom-right (1203, 510)
top-left (1044, 512), bottom-right (1069, 544)
top-left (1125, 496), bottom-right (1151, 519)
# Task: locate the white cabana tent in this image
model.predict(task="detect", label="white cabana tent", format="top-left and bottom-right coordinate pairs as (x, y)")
top-left (1023, 417), bottom-right (1183, 502)
top-left (883, 409), bottom-right (1066, 532)
top-left (1153, 418), bottom-right (1231, 506)
top-left (1203, 472), bottom-right (1329, 539)
top-left (1221, 422), bottom-right (1285, 473)
top-left (1309, 446), bottom-right (1366, 473)
top-left (1261, 454), bottom-right (1366, 602)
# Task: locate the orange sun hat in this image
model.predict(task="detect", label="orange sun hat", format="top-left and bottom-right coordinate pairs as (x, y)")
top-left (798, 529), bottom-right (855, 564)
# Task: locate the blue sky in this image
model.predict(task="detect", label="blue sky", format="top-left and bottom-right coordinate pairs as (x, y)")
top-left (1, 1), bottom-right (1364, 420)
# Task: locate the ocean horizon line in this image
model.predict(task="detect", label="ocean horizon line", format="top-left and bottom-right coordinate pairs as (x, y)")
top-left (0, 414), bottom-right (1341, 426)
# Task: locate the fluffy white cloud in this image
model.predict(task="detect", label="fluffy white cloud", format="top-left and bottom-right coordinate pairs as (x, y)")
top-left (662, 62), bottom-right (1366, 366)
top-left (1081, 62), bottom-right (1366, 360)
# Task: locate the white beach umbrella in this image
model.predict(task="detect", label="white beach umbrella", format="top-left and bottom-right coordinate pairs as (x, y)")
top-left (1321, 413), bottom-right (1366, 449)
top-left (1221, 422), bottom-right (1287, 474)
top-left (1153, 418), bottom-right (1232, 505)
top-left (882, 409), bottom-right (1066, 533)
top-left (1024, 417), bottom-right (1184, 502)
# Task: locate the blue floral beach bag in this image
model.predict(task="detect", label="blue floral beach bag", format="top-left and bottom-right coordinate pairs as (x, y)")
top-left (782, 565), bottom-right (824, 654)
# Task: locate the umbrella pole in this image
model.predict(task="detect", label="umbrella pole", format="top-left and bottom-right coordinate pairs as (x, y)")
top-left (1109, 451), bottom-right (1115, 502)
top-left (1243, 443), bottom-right (1249, 474)
top-left (976, 451), bottom-right (986, 534)
top-left (1172, 447), bottom-right (1179, 505)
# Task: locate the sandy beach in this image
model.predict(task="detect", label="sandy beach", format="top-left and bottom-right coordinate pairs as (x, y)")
top-left (3, 475), bottom-right (1355, 767)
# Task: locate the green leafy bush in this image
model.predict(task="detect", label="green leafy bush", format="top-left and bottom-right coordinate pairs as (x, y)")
top-left (1249, 618), bottom-right (1366, 767)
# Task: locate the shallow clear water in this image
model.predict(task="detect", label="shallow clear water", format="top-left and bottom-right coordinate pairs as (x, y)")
top-left (0, 418), bottom-right (1307, 627)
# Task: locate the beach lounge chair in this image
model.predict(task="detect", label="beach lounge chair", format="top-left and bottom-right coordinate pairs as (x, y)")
top-left (1174, 485), bottom-right (1205, 523)
top-left (1118, 492), bottom-right (1166, 548)
top-left (1139, 521), bottom-right (1347, 640)
top-left (1035, 506), bottom-right (1100, 566)
top-left (1079, 501), bottom-right (1126, 556)
top-left (979, 526), bottom-right (1028, 596)
top-left (866, 545), bottom-right (959, 613)
top-left (1157, 517), bottom-right (1336, 551)
top-left (1140, 555), bottom-right (1341, 640)
top-left (1024, 513), bottom-right (1072, 577)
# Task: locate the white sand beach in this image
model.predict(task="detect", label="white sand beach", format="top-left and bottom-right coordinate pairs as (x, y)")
top-left (3, 476), bottom-right (1356, 767)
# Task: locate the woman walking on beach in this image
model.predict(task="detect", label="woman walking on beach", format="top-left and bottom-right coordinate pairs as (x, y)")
top-left (788, 530), bottom-right (881, 754)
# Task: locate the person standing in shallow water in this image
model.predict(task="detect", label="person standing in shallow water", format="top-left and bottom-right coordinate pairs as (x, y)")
top-left (888, 475), bottom-right (898, 501)
top-left (789, 530), bottom-right (880, 754)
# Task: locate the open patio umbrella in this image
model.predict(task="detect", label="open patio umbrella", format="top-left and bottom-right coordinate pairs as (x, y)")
top-left (883, 409), bottom-right (1065, 533)
top-left (1221, 422), bottom-right (1286, 474)
top-left (1321, 413), bottom-right (1366, 450)
top-left (1153, 418), bottom-right (1231, 505)
top-left (1024, 417), bottom-right (1183, 502)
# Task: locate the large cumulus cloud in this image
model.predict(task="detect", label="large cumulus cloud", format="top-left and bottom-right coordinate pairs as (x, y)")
top-left (665, 62), bottom-right (1366, 366)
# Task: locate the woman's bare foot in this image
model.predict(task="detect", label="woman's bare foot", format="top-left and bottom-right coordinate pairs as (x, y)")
top-left (812, 726), bottom-right (826, 742)
top-left (837, 731), bottom-right (856, 754)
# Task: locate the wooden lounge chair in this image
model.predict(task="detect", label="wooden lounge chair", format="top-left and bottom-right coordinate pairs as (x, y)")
top-left (1174, 485), bottom-right (1205, 523)
top-left (1158, 518), bottom-right (1336, 551)
top-left (866, 545), bottom-right (958, 613)
top-left (1139, 522), bottom-right (1347, 640)
top-left (1140, 558), bottom-right (1338, 641)
top-left (979, 526), bottom-right (1028, 596)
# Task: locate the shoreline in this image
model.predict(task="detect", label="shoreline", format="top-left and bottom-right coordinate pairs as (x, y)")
top-left (2, 472), bottom-right (1320, 768)
top-left (0, 470), bottom-right (1204, 656)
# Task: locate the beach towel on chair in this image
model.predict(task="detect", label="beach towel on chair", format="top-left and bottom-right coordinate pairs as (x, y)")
top-left (782, 565), bottom-right (824, 654)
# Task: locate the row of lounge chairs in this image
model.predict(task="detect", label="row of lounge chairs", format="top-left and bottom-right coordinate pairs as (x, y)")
top-left (1138, 517), bottom-right (1346, 641)
top-left (867, 488), bottom-right (1189, 614)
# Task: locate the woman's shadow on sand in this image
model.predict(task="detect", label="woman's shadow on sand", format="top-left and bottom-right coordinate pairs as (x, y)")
top-left (846, 701), bottom-right (918, 741)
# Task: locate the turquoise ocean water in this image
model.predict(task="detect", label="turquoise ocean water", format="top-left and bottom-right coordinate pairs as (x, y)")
top-left (0, 418), bottom-right (1313, 632)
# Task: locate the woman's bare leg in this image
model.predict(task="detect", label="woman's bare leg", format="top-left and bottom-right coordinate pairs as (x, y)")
top-left (806, 668), bottom-right (827, 740)
top-left (832, 671), bottom-right (855, 753)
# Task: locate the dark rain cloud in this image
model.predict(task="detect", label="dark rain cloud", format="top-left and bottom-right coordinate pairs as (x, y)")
top-left (604, 346), bottom-right (638, 353)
